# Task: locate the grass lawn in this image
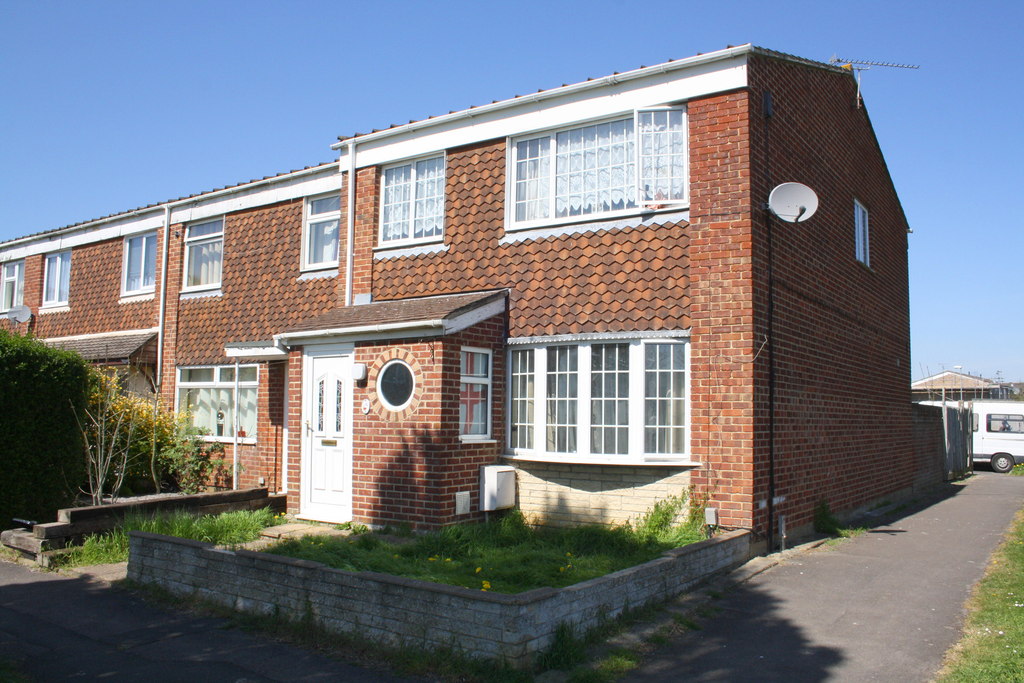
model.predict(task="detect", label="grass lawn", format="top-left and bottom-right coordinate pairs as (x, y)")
top-left (266, 497), bottom-right (706, 594)
top-left (51, 508), bottom-right (282, 569)
top-left (939, 507), bottom-right (1024, 681)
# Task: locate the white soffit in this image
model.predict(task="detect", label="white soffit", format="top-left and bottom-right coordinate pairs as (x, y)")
top-left (341, 54), bottom-right (748, 168)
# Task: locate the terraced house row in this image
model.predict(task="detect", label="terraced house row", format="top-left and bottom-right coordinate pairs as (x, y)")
top-left (0, 45), bottom-right (919, 544)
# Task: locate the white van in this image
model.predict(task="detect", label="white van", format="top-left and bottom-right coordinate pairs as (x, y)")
top-left (969, 400), bottom-right (1024, 473)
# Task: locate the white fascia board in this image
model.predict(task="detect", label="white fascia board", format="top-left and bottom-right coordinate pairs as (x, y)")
top-left (224, 345), bottom-right (289, 359)
top-left (275, 320), bottom-right (446, 347)
top-left (339, 54), bottom-right (748, 168)
top-left (508, 329), bottom-right (690, 345)
top-left (42, 327), bottom-right (159, 343)
top-left (1, 166), bottom-right (341, 262)
top-left (441, 298), bottom-right (506, 335)
top-left (169, 169), bottom-right (341, 225)
top-left (1, 214), bottom-right (166, 262)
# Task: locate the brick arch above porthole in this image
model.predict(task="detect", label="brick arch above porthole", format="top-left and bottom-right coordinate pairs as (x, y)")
top-left (368, 347), bottom-right (424, 422)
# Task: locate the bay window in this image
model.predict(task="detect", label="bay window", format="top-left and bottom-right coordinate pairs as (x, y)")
top-left (508, 338), bottom-right (689, 462)
top-left (1, 260), bottom-right (24, 311)
top-left (177, 365), bottom-right (258, 439)
top-left (380, 155), bottom-right (445, 245)
top-left (509, 108), bottom-right (687, 229)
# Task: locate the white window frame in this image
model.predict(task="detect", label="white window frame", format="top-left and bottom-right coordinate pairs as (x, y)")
top-left (378, 153), bottom-right (446, 247)
top-left (1, 260), bottom-right (24, 312)
top-left (175, 365), bottom-right (258, 442)
top-left (42, 250), bottom-right (72, 307)
top-left (506, 107), bottom-right (688, 232)
top-left (377, 359), bottom-right (415, 411)
top-left (121, 231), bottom-right (158, 296)
top-left (854, 199), bottom-right (870, 267)
top-left (460, 347), bottom-right (493, 440)
top-left (506, 337), bottom-right (691, 464)
top-left (182, 218), bottom-right (224, 292)
top-left (302, 193), bottom-right (341, 271)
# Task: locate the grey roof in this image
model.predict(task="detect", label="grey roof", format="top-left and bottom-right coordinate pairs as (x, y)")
top-left (43, 331), bottom-right (157, 362)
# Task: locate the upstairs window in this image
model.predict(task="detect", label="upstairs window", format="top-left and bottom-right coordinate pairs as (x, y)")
top-left (303, 194), bottom-right (340, 270)
top-left (380, 155), bottom-right (445, 245)
top-left (854, 199), bottom-right (870, 267)
top-left (122, 232), bottom-right (158, 295)
top-left (184, 218), bottom-right (223, 290)
top-left (43, 250), bottom-right (71, 306)
top-left (1, 260), bottom-right (24, 312)
top-left (509, 108), bottom-right (687, 229)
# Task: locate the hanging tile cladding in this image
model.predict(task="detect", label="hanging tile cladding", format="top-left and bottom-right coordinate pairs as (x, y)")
top-left (28, 238), bottom-right (159, 338)
top-left (371, 140), bottom-right (690, 337)
top-left (174, 200), bottom-right (338, 365)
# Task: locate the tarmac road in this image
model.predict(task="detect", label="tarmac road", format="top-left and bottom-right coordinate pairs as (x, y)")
top-left (0, 559), bottom-right (416, 682)
top-left (623, 471), bottom-right (1024, 682)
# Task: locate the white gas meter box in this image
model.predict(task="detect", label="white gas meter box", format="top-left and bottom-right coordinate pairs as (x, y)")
top-left (480, 465), bottom-right (516, 511)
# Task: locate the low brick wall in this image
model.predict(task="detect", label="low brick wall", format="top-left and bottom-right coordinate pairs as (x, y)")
top-left (128, 528), bottom-right (750, 666)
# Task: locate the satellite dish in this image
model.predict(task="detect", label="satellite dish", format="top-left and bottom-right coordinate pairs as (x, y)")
top-left (7, 305), bottom-right (31, 323)
top-left (768, 182), bottom-right (819, 223)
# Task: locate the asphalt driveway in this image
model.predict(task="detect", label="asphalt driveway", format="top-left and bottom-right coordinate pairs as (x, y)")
top-left (623, 471), bottom-right (1024, 682)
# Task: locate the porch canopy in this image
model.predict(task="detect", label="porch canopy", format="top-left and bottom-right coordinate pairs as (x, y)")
top-left (43, 329), bottom-right (157, 364)
top-left (274, 290), bottom-right (507, 347)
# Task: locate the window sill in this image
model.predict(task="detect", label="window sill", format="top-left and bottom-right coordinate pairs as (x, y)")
top-left (373, 240), bottom-right (447, 259)
top-left (202, 436), bottom-right (257, 446)
top-left (500, 206), bottom-right (689, 244)
top-left (502, 452), bottom-right (700, 467)
top-left (460, 437), bottom-right (497, 445)
top-left (180, 288), bottom-right (223, 300)
top-left (298, 267), bottom-right (338, 281)
top-left (119, 292), bottom-right (155, 304)
top-left (38, 304), bottom-right (70, 314)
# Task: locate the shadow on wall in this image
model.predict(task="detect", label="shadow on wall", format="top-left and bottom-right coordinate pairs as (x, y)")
top-left (362, 427), bottom-right (443, 530)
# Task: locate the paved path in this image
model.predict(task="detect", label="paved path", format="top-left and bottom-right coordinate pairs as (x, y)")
top-left (624, 471), bottom-right (1024, 682)
top-left (0, 559), bottom-right (415, 682)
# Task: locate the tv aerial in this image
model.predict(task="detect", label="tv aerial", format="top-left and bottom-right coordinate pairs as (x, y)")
top-left (767, 182), bottom-right (818, 223)
top-left (829, 56), bottom-right (920, 108)
top-left (6, 304), bottom-right (31, 324)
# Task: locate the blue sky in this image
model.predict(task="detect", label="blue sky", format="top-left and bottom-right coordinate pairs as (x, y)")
top-left (1, 1), bottom-right (1021, 381)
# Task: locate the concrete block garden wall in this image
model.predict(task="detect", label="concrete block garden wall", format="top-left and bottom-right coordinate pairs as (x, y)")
top-left (128, 529), bottom-right (750, 667)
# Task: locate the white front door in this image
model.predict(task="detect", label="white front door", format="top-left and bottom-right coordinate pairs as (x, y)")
top-left (300, 348), bottom-right (353, 523)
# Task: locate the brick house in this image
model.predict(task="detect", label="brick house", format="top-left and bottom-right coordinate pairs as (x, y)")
top-left (0, 45), bottom-right (915, 544)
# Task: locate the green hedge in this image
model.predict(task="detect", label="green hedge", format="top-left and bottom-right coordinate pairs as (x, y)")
top-left (0, 331), bottom-right (89, 525)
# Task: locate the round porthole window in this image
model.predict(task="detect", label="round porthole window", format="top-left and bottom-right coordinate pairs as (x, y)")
top-left (378, 360), bottom-right (414, 410)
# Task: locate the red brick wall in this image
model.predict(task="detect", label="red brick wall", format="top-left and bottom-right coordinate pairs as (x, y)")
top-left (743, 56), bottom-right (913, 534)
top-left (687, 89), bottom-right (758, 531)
top-left (230, 360), bottom-right (287, 491)
top-left (343, 313), bottom-right (505, 529)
